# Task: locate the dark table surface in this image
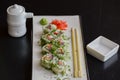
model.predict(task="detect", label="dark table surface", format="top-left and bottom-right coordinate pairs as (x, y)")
top-left (0, 0), bottom-right (120, 80)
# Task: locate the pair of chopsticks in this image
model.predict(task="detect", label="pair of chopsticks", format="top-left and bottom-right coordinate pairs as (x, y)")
top-left (71, 28), bottom-right (82, 78)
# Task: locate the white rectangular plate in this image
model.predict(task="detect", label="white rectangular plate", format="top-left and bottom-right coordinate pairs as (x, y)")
top-left (32, 15), bottom-right (88, 80)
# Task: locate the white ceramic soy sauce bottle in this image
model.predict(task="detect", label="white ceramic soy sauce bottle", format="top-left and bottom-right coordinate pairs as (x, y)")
top-left (7, 4), bottom-right (33, 37)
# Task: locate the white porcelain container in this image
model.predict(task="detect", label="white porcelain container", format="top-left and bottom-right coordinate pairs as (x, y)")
top-left (7, 4), bottom-right (33, 37)
top-left (86, 36), bottom-right (119, 62)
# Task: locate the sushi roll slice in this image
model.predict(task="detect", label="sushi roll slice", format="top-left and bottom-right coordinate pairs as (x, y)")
top-left (42, 44), bottom-right (57, 54)
top-left (52, 37), bottom-right (66, 48)
top-left (41, 53), bottom-right (53, 69)
top-left (52, 30), bottom-right (64, 38)
top-left (42, 44), bottom-right (52, 53)
top-left (41, 33), bottom-right (54, 43)
top-left (52, 60), bottom-right (66, 74)
top-left (43, 24), bottom-right (57, 33)
top-left (54, 48), bottom-right (65, 59)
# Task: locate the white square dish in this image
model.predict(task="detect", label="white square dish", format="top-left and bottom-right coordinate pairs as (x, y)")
top-left (86, 36), bottom-right (119, 62)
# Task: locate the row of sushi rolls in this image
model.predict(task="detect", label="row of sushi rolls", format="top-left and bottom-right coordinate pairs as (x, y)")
top-left (39, 18), bottom-right (71, 77)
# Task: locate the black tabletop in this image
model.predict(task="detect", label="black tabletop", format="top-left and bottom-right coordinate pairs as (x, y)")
top-left (0, 0), bottom-right (120, 80)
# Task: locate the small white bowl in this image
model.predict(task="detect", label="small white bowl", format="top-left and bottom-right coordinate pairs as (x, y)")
top-left (86, 36), bottom-right (119, 62)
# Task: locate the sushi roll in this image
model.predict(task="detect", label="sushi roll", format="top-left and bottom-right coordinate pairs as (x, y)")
top-left (52, 60), bottom-right (66, 74)
top-left (41, 53), bottom-right (53, 69)
top-left (52, 37), bottom-right (66, 48)
top-left (54, 48), bottom-right (65, 59)
top-left (41, 33), bottom-right (54, 43)
top-left (43, 24), bottom-right (57, 33)
top-left (42, 44), bottom-right (57, 54)
top-left (52, 30), bottom-right (64, 38)
top-left (42, 44), bottom-right (52, 53)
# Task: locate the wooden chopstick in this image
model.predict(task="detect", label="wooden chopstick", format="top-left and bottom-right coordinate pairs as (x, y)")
top-left (75, 28), bottom-right (82, 77)
top-left (71, 28), bottom-right (78, 77)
